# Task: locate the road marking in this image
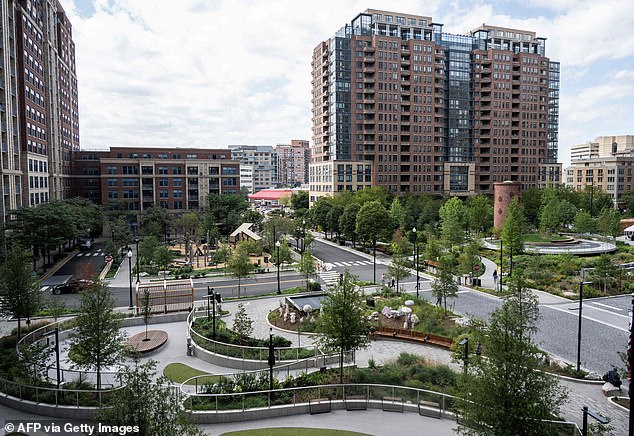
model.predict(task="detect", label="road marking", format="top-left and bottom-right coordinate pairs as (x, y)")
top-left (76, 253), bottom-right (83, 257)
top-left (585, 303), bottom-right (628, 318)
top-left (590, 302), bottom-right (623, 312)
top-left (93, 252), bottom-right (100, 256)
top-left (544, 304), bottom-right (628, 332)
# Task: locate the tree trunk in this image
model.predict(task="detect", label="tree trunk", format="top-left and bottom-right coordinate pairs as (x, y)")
top-left (339, 349), bottom-right (344, 384)
top-left (17, 317), bottom-right (21, 340)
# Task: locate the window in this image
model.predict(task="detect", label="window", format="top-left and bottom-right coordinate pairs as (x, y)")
top-left (107, 166), bottom-right (117, 175)
top-left (173, 178), bottom-right (183, 187)
top-left (173, 190), bottom-right (183, 198)
top-left (159, 178), bottom-right (169, 187)
top-left (172, 167), bottom-right (182, 175)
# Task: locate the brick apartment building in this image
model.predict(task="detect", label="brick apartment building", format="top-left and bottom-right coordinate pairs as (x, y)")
top-left (73, 147), bottom-right (240, 214)
top-left (309, 9), bottom-right (561, 203)
top-left (275, 139), bottom-right (309, 187)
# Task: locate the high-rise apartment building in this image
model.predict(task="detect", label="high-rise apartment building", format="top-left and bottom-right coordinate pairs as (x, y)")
top-left (275, 139), bottom-right (309, 187)
top-left (310, 9), bottom-right (560, 202)
top-left (0, 0), bottom-right (79, 224)
top-left (229, 145), bottom-right (276, 193)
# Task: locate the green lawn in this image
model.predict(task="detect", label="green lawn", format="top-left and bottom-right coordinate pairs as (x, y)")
top-left (523, 233), bottom-right (569, 243)
top-left (220, 429), bottom-right (371, 436)
top-left (162, 362), bottom-right (219, 385)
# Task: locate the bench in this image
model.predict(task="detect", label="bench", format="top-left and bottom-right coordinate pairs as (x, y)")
top-left (309, 397), bottom-right (331, 414)
top-left (382, 396), bottom-right (404, 412)
top-left (418, 400), bottom-right (441, 419)
top-left (345, 394), bottom-right (368, 411)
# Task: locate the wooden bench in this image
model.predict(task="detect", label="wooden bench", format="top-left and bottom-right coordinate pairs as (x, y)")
top-left (345, 394), bottom-right (368, 411)
top-left (418, 400), bottom-right (441, 418)
top-left (381, 396), bottom-right (404, 412)
top-left (309, 397), bottom-right (331, 414)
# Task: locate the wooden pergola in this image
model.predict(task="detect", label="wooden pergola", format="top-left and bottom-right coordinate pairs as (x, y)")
top-left (135, 278), bottom-right (194, 314)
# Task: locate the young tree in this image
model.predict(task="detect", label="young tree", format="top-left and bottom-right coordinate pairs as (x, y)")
top-left (596, 207), bottom-right (621, 238)
top-left (290, 190), bottom-right (309, 214)
top-left (0, 246), bottom-right (42, 339)
top-left (458, 240), bottom-right (482, 283)
top-left (141, 288), bottom-right (153, 340)
top-left (298, 250), bottom-right (316, 292)
top-left (501, 197), bottom-right (525, 254)
top-left (271, 236), bottom-right (292, 268)
top-left (138, 235), bottom-right (160, 265)
top-left (232, 303), bottom-right (253, 345)
top-left (154, 246), bottom-right (175, 279)
top-left (226, 242), bottom-right (256, 298)
top-left (69, 282), bottom-right (124, 390)
top-left (573, 210), bottom-right (596, 234)
top-left (431, 256), bottom-right (459, 316)
top-left (539, 197), bottom-right (561, 235)
top-left (97, 359), bottom-right (203, 436)
top-left (590, 254), bottom-right (618, 295)
top-left (388, 229), bottom-right (411, 295)
top-left (317, 270), bottom-right (370, 383)
top-left (326, 204), bottom-right (345, 241)
top-left (389, 197), bottom-right (406, 230)
top-left (311, 197), bottom-right (333, 237)
top-left (456, 272), bottom-right (568, 436)
top-left (439, 197), bottom-right (466, 246)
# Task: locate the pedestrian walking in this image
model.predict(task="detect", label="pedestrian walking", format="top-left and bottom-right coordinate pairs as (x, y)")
top-left (492, 269), bottom-right (498, 285)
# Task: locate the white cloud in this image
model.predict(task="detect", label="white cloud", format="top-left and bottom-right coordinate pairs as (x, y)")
top-left (59, 0), bottom-right (633, 169)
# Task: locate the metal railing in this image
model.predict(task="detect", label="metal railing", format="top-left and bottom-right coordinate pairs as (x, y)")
top-left (187, 307), bottom-right (322, 362)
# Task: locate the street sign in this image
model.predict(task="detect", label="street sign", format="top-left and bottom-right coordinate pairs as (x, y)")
top-left (105, 255), bottom-right (113, 263)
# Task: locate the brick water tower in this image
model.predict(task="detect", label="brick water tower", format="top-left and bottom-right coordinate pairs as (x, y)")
top-left (494, 181), bottom-right (522, 230)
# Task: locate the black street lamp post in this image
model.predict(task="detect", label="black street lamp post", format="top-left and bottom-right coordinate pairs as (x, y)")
top-left (499, 239), bottom-right (503, 293)
top-left (413, 227), bottom-right (419, 298)
top-left (127, 248), bottom-right (134, 310)
top-left (206, 286), bottom-right (217, 340)
top-left (134, 237), bottom-right (140, 283)
top-left (276, 240), bottom-right (281, 294)
top-left (302, 219), bottom-right (306, 253)
top-left (43, 327), bottom-right (60, 389)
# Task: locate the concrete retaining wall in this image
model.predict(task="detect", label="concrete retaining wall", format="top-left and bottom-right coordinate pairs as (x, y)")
top-left (0, 394), bottom-right (99, 420)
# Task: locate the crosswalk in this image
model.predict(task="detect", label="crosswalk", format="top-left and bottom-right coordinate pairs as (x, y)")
top-left (319, 270), bottom-right (341, 288)
top-left (75, 249), bottom-right (105, 257)
top-left (330, 260), bottom-right (373, 267)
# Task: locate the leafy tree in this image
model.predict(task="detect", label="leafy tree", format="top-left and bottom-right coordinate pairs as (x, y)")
top-left (141, 288), bottom-right (153, 340)
top-left (97, 359), bottom-right (203, 436)
top-left (241, 209), bottom-right (264, 233)
top-left (424, 237), bottom-right (443, 264)
top-left (207, 193), bottom-right (249, 236)
top-left (298, 250), bottom-right (316, 292)
top-left (311, 197), bottom-right (333, 236)
top-left (578, 186), bottom-right (613, 217)
top-left (326, 204), bottom-right (345, 241)
top-left (356, 200), bottom-right (390, 283)
top-left (439, 197), bottom-right (466, 246)
top-left (290, 191), bottom-right (309, 214)
top-left (153, 246), bottom-right (175, 279)
top-left (355, 186), bottom-right (390, 207)
top-left (303, 230), bottom-right (315, 252)
top-left (141, 206), bottom-right (173, 242)
top-left (458, 240), bottom-right (482, 281)
top-left (226, 242), bottom-right (256, 298)
top-left (573, 210), bottom-right (596, 234)
top-left (456, 272), bottom-right (568, 436)
top-left (262, 215), bottom-right (294, 250)
top-left (69, 282), bottom-right (124, 390)
top-left (389, 197), bottom-right (406, 230)
top-left (317, 270), bottom-right (370, 383)
top-left (44, 295), bottom-right (66, 321)
top-left (590, 254), bottom-right (618, 295)
top-left (339, 203), bottom-right (361, 247)
top-left (0, 246), bottom-right (41, 338)
top-left (520, 188), bottom-right (542, 228)
top-left (431, 256), bottom-right (459, 316)
top-left (138, 236), bottom-right (160, 265)
top-left (558, 199), bottom-right (578, 229)
top-left (539, 197), bottom-right (561, 235)
top-left (232, 303), bottom-right (254, 345)
top-left (596, 207), bottom-right (621, 238)
top-left (388, 229), bottom-right (411, 295)
top-left (271, 236), bottom-right (292, 267)
top-left (501, 197), bottom-right (525, 254)
top-left (467, 195), bottom-right (493, 237)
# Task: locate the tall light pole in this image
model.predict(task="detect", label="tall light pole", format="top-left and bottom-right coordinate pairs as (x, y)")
top-left (413, 227), bottom-right (419, 298)
top-left (302, 219), bottom-right (306, 253)
top-left (499, 239), bottom-right (503, 293)
top-left (127, 248), bottom-right (134, 310)
top-left (459, 337), bottom-right (469, 373)
top-left (134, 237), bottom-right (140, 283)
top-left (276, 241), bottom-right (281, 294)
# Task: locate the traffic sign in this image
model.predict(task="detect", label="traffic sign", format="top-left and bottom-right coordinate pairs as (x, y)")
top-left (105, 255), bottom-right (113, 263)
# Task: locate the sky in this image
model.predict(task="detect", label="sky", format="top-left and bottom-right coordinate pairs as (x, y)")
top-left (58, 0), bottom-right (634, 167)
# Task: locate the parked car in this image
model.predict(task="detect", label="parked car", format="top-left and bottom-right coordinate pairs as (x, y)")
top-left (52, 279), bottom-right (94, 294)
top-left (79, 239), bottom-right (93, 250)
